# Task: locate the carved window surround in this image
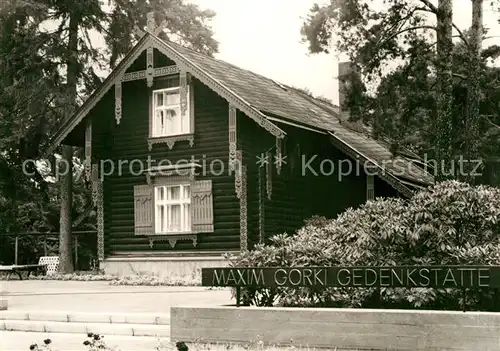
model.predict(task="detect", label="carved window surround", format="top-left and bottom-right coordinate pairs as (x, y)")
top-left (115, 65), bottom-right (181, 125)
top-left (145, 163), bottom-right (199, 185)
top-left (148, 235), bottom-right (197, 249)
top-left (149, 35), bottom-right (286, 140)
top-left (147, 71), bottom-right (195, 151)
top-left (147, 134), bottom-right (194, 151)
top-left (266, 151), bottom-right (272, 200)
top-left (142, 163), bottom-right (203, 249)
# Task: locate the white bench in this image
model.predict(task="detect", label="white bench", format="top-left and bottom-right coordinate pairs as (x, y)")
top-left (38, 256), bottom-right (60, 275)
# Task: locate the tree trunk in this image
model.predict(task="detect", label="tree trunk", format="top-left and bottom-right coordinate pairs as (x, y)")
top-left (58, 10), bottom-right (79, 273)
top-left (59, 145), bottom-right (73, 272)
top-left (464, 0), bottom-right (483, 183)
top-left (435, 0), bottom-right (454, 181)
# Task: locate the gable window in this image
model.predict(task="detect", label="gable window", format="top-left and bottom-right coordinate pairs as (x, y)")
top-left (154, 183), bottom-right (191, 233)
top-left (152, 87), bottom-right (190, 137)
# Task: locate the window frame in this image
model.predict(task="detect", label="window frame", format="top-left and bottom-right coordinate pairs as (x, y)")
top-left (153, 182), bottom-right (192, 234)
top-left (148, 76), bottom-right (194, 141)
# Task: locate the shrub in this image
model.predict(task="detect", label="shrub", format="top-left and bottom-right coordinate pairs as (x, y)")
top-left (227, 181), bottom-right (500, 310)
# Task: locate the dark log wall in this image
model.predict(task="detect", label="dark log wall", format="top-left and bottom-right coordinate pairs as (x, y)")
top-left (89, 71), bottom-right (241, 254)
top-left (238, 119), bottom-right (397, 247)
top-left (81, 48), bottom-right (399, 256)
top-left (236, 113), bottom-right (275, 249)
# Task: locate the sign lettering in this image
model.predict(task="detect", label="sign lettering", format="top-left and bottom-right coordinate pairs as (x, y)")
top-left (201, 266), bottom-right (500, 288)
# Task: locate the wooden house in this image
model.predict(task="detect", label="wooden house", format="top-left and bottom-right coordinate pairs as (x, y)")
top-left (43, 25), bottom-right (433, 277)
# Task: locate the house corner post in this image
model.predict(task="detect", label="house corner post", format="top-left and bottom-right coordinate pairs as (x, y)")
top-left (366, 175), bottom-right (375, 201)
top-left (91, 164), bottom-right (104, 262)
top-left (59, 144), bottom-right (74, 273)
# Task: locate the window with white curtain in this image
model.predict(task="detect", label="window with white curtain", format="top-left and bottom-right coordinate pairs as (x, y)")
top-left (152, 86), bottom-right (190, 137)
top-left (154, 184), bottom-right (191, 233)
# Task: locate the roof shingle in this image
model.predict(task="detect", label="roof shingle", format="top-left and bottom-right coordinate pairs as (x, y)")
top-left (164, 39), bottom-right (434, 186)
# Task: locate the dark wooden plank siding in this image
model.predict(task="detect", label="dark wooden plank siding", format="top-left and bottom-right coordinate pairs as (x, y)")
top-left (89, 77), bottom-right (240, 254)
top-left (239, 120), bottom-right (371, 247)
top-left (236, 114), bottom-right (274, 249)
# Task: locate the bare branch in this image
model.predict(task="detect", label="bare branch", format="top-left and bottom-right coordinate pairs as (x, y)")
top-left (418, 0), bottom-right (469, 47)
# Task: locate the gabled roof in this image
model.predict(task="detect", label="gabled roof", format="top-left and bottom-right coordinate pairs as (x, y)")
top-left (43, 31), bottom-right (434, 196)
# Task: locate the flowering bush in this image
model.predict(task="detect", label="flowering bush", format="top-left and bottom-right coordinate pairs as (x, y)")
top-left (26, 272), bottom-right (116, 281)
top-left (2, 270), bottom-right (199, 286)
top-left (227, 181), bottom-right (500, 310)
top-left (110, 273), bottom-right (199, 286)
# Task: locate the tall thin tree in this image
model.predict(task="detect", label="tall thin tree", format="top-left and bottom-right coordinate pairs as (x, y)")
top-left (434, 0), bottom-right (454, 180)
top-left (464, 0), bottom-right (483, 182)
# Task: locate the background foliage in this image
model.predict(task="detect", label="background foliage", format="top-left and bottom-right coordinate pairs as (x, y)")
top-left (228, 181), bottom-right (500, 311)
top-left (300, 0), bottom-right (500, 183)
top-left (0, 0), bottom-right (218, 266)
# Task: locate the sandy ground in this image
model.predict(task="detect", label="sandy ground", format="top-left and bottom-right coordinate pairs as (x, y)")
top-left (0, 280), bottom-right (232, 314)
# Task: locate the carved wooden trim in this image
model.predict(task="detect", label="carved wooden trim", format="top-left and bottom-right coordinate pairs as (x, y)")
top-left (149, 35), bottom-right (286, 139)
top-left (228, 105), bottom-right (237, 171)
top-left (240, 165), bottom-right (248, 252)
top-left (276, 137), bottom-right (282, 175)
top-left (115, 81), bottom-right (122, 124)
top-left (97, 179), bottom-right (104, 261)
top-left (147, 134), bottom-right (194, 151)
top-left (146, 47), bottom-right (154, 87)
top-left (367, 175), bottom-right (375, 200)
top-left (235, 150), bottom-right (243, 199)
top-left (148, 234), bottom-right (197, 249)
top-left (84, 119), bottom-right (92, 181)
top-left (91, 163), bottom-right (99, 206)
top-left (148, 173), bottom-right (195, 186)
top-left (44, 34), bottom-right (285, 158)
top-left (42, 35), bottom-right (151, 156)
top-left (258, 165), bottom-right (264, 243)
top-left (121, 65), bottom-right (180, 82)
top-left (179, 70), bottom-right (188, 117)
top-left (266, 151), bottom-right (272, 200)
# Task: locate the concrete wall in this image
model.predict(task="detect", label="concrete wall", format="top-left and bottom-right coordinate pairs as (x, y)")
top-left (171, 306), bottom-right (500, 351)
top-left (100, 256), bottom-right (228, 279)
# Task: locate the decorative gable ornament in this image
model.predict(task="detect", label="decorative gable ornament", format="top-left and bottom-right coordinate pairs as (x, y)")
top-left (115, 81), bottom-right (122, 124)
top-left (179, 70), bottom-right (188, 116)
top-left (134, 12), bottom-right (171, 89)
top-left (228, 105), bottom-right (237, 171)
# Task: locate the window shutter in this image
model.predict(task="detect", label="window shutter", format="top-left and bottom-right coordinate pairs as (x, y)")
top-left (134, 184), bottom-right (154, 235)
top-left (192, 180), bottom-right (214, 233)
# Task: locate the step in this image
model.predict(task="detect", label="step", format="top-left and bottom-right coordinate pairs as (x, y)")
top-left (1, 330), bottom-right (171, 351)
top-left (0, 319), bottom-right (171, 337)
top-left (0, 310), bottom-right (170, 325)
